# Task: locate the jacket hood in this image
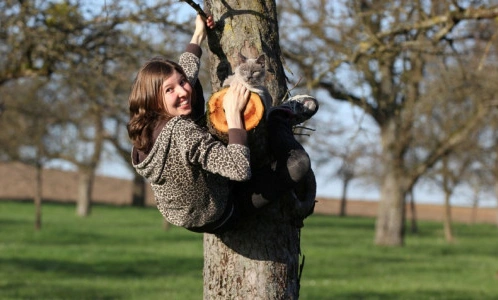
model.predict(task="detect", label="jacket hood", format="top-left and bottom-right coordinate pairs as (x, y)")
top-left (132, 117), bottom-right (180, 184)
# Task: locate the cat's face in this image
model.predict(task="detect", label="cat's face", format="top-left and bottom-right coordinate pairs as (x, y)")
top-left (236, 54), bottom-right (266, 86)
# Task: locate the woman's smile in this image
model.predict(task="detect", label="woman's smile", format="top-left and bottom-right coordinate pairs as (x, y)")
top-left (162, 71), bottom-right (193, 116)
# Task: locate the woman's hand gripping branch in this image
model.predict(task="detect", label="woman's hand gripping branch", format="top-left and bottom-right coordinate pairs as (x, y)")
top-left (190, 14), bottom-right (215, 45)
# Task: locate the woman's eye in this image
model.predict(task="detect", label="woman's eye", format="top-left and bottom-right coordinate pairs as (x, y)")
top-left (165, 88), bottom-right (173, 93)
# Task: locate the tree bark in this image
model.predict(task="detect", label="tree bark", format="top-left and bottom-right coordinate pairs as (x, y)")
top-left (339, 179), bottom-right (349, 217)
top-left (494, 144), bottom-right (498, 227)
top-left (203, 221), bottom-right (301, 299)
top-left (203, 1), bottom-right (304, 298)
top-left (495, 182), bottom-right (498, 227)
top-left (132, 173), bottom-right (146, 207)
top-left (471, 194), bottom-right (479, 225)
top-left (75, 112), bottom-right (104, 217)
top-left (375, 171), bottom-right (406, 246)
top-left (443, 191), bottom-right (454, 243)
top-left (76, 169), bottom-right (94, 217)
top-left (496, 186), bottom-right (498, 227)
top-left (441, 157), bottom-right (454, 243)
top-left (375, 120), bottom-right (407, 246)
top-left (34, 162), bottom-right (42, 231)
top-left (407, 190), bottom-right (418, 234)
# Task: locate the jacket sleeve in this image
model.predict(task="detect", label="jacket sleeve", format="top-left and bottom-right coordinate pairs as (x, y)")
top-left (175, 119), bottom-right (251, 182)
top-left (179, 44), bottom-right (202, 86)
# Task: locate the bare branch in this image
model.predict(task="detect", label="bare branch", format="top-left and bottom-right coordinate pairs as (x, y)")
top-left (181, 0), bottom-right (208, 19)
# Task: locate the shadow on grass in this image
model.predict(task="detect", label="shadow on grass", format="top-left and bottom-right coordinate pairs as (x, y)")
top-left (1, 255), bottom-right (203, 299)
top-left (2, 281), bottom-right (120, 300)
top-left (0, 219), bottom-right (30, 227)
top-left (304, 214), bottom-right (376, 230)
top-left (25, 227), bottom-right (203, 247)
top-left (328, 289), bottom-right (487, 300)
top-left (0, 255), bottom-right (202, 278)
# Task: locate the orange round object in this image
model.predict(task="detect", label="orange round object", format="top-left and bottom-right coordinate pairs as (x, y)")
top-left (207, 88), bottom-right (265, 134)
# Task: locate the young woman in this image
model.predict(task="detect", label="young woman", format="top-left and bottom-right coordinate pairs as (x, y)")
top-left (127, 15), bottom-right (318, 233)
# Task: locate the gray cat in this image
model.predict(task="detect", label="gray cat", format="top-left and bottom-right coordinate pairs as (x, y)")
top-left (223, 53), bottom-right (272, 109)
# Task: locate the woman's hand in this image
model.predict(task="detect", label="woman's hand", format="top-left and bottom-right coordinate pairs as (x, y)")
top-left (190, 15), bottom-right (215, 45)
top-left (223, 83), bottom-right (250, 129)
top-left (203, 15), bottom-right (215, 30)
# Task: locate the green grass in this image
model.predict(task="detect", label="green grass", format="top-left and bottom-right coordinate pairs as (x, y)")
top-left (0, 201), bottom-right (497, 300)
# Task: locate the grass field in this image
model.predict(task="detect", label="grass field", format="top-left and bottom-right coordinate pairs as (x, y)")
top-left (0, 201), bottom-right (497, 300)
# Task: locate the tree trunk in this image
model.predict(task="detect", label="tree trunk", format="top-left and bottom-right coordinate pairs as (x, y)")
top-left (76, 169), bottom-right (94, 217)
top-left (407, 190), bottom-right (418, 234)
top-left (495, 183), bottom-right (498, 227)
top-left (496, 195), bottom-right (498, 228)
top-left (203, 1), bottom-right (303, 298)
top-left (494, 144), bottom-right (498, 227)
top-left (76, 112), bottom-right (104, 217)
top-left (339, 179), bottom-right (349, 217)
top-left (470, 182), bottom-right (480, 225)
top-left (443, 190), bottom-right (453, 243)
top-left (163, 219), bottom-right (170, 231)
top-left (375, 121), bottom-right (407, 246)
top-left (471, 194), bottom-right (479, 225)
top-left (203, 218), bottom-right (301, 299)
top-left (34, 163), bottom-right (42, 231)
top-left (132, 173), bottom-right (146, 207)
top-left (375, 171), bottom-right (406, 246)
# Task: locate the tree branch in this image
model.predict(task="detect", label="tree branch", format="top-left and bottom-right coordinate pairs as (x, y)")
top-left (378, 6), bottom-right (498, 40)
top-left (318, 80), bottom-right (379, 120)
top-left (353, 6), bottom-right (498, 62)
top-left (411, 103), bottom-right (489, 183)
top-left (181, 0), bottom-right (208, 19)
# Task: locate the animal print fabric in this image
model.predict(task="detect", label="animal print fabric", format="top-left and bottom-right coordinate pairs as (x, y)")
top-left (133, 116), bottom-right (251, 228)
top-left (179, 51), bottom-right (199, 86)
top-left (132, 46), bottom-right (251, 229)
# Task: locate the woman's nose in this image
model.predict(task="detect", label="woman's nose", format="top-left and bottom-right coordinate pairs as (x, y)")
top-left (177, 85), bottom-right (188, 97)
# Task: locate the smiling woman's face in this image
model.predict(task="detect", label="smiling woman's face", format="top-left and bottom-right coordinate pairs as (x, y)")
top-left (161, 71), bottom-right (193, 117)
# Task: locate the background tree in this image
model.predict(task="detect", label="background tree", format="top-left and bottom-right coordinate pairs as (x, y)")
top-left (478, 83), bottom-right (498, 226)
top-left (0, 0), bottom-right (192, 214)
top-left (488, 133), bottom-right (498, 226)
top-left (278, 0), bottom-right (498, 246)
top-left (0, 78), bottom-right (61, 229)
top-left (337, 160), bottom-right (355, 217)
top-left (405, 189), bottom-right (418, 234)
top-left (415, 63), bottom-right (486, 242)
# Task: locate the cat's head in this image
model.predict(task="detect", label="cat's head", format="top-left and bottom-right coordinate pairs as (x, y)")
top-left (235, 53), bottom-right (266, 86)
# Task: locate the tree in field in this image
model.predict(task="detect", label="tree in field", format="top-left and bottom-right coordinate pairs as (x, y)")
top-left (0, 0), bottom-right (191, 214)
top-left (0, 79), bottom-right (58, 230)
top-left (278, 0), bottom-right (498, 246)
top-left (334, 145), bottom-right (374, 217)
top-left (430, 155), bottom-right (472, 242)
top-left (474, 42), bottom-right (498, 226)
top-left (337, 160), bottom-right (355, 216)
top-left (197, 0), bottom-right (315, 298)
top-left (415, 60), bottom-right (490, 242)
top-left (486, 132), bottom-right (498, 226)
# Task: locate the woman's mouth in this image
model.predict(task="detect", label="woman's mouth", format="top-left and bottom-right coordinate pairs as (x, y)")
top-left (178, 99), bottom-right (190, 108)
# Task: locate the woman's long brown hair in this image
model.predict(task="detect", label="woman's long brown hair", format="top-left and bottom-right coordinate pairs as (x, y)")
top-left (127, 57), bottom-right (194, 153)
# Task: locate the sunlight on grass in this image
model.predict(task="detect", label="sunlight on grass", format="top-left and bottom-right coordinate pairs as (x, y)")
top-left (1, 201), bottom-right (497, 299)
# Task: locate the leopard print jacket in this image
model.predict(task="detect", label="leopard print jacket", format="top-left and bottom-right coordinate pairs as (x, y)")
top-left (132, 46), bottom-right (251, 229)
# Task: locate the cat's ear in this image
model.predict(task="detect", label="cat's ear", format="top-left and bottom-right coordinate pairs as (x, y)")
top-left (256, 54), bottom-right (265, 67)
top-left (238, 52), bottom-right (247, 64)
